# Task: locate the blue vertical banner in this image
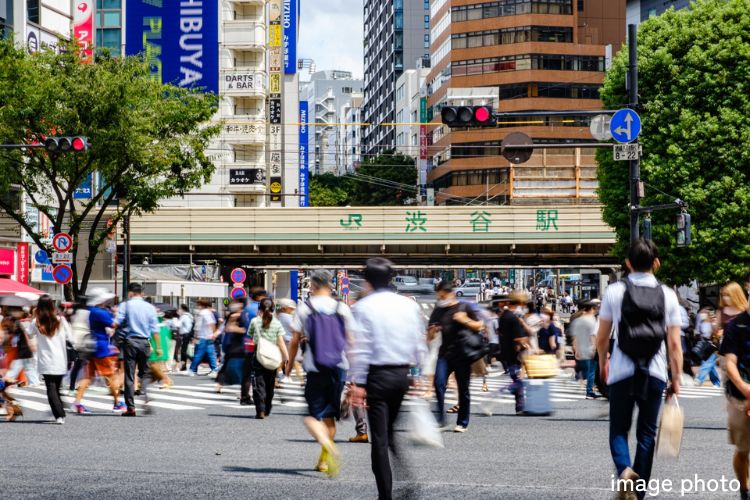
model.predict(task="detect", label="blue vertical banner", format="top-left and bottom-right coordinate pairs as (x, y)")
top-left (125, 0), bottom-right (219, 93)
top-left (73, 173), bottom-right (93, 199)
top-left (299, 100), bottom-right (309, 207)
top-left (283, 0), bottom-right (297, 74)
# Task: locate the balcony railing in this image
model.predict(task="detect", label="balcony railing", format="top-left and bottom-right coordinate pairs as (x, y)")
top-left (222, 21), bottom-right (266, 48)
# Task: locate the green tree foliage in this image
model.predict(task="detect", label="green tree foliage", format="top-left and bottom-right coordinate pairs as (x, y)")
top-left (309, 151), bottom-right (418, 207)
top-left (349, 150), bottom-right (417, 206)
top-left (310, 173), bottom-right (350, 206)
top-left (597, 0), bottom-right (750, 285)
top-left (0, 39), bottom-right (220, 297)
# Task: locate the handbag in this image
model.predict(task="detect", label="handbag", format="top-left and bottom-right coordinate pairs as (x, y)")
top-left (656, 396), bottom-right (684, 458)
top-left (406, 399), bottom-right (444, 448)
top-left (458, 329), bottom-right (489, 363)
top-left (523, 354), bottom-right (559, 379)
top-left (253, 320), bottom-right (283, 370)
top-left (456, 304), bottom-right (489, 363)
top-left (114, 302), bottom-right (129, 347)
top-left (691, 338), bottom-right (717, 362)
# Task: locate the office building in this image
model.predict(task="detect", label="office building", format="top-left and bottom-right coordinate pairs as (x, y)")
top-left (337, 92), bottom-right (364, 175)
top-left (362, 0), bottom-right (431, 155)
top-left (300, 70), bottom-right (362, 175)
top-left (627, 0), bottom-right (689, 26)
top-left (426, 0), bottom-right (625, 205)
top-left (394, 68), bottom-right (430, 156)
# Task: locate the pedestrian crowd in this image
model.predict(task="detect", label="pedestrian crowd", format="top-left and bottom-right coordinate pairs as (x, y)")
top-left (1, 246), bottom-right (750, 500)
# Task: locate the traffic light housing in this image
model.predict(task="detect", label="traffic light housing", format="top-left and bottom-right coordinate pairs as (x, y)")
top-left (440, 105), bottom-right (496, 128)
top-left (676, 212), bottom-right (692, 247)
top-left (44, 136), bottom-right (89, 153)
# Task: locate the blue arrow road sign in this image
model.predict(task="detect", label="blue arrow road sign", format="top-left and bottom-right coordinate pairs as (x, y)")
top-left (34, 249), bottom-right (50, 264)
top-left (610, 109), bottom-right (642, 144)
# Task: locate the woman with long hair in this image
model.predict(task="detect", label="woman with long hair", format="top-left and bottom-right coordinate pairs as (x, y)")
top-left (31, 295), bottom-right (72, 424)
top-left (248, 298), bottom-right (289, 419)
top-left (719, 282), bottom-right (749, 329)
top-left (697, 282), bottom-right (748, 386)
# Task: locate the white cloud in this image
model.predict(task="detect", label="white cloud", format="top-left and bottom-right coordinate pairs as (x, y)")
top-left (299, 0), bottom-right (364, 78)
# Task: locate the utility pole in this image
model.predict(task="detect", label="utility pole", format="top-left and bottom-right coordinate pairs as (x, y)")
top-left (627, 23), bottom-right (641, 244)
top-left (122, 212), bottom-right (130, 299)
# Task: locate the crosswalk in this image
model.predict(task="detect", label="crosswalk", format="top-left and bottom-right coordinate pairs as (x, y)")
top-left (3, 368), bottom-right (724, 416)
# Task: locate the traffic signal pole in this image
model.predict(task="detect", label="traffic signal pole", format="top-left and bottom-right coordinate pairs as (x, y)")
top-left (627, 23), bottom-right (641, 244)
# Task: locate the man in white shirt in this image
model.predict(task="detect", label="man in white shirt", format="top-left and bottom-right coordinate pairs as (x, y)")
top-left (596, 240), bottom-right (683, 499)
top-left (349, 258), bottom-right (425, 500)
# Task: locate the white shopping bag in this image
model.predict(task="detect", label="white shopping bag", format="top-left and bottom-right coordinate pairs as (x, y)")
top-left (656, 396), bottom-right (684, 459)
top-left (406, 400), bottom-right (444, 449)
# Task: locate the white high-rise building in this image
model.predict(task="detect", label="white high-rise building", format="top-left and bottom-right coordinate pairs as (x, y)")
top-left (337, 93), bottom-right (363, 175)
top-left (394, 68), bottom-right (429, 158)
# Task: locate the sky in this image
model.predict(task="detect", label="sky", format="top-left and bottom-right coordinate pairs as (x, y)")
top-left (299, 0), bottom-right (364, 79)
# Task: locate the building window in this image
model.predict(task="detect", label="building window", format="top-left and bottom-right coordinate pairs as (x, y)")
top-left (648, 8), bottom-right (657, 17)
top-left (342, 87), bottom-right (352, 94)
top-left (424, 34), bottom-right (430, 48)
top-left (395, 32), bottom-right (403, 49)
top-left (424, 15), bottom-right (430, 29)
top-left (451, 26), bottom-right (573, 49)
top-left (498, 83), bottom-right (602, 100)
top-left (395, 11), bottom-right (403, 29)
top-left (578, 0), bottom-right (584, 11)
top-left (97, 0), bottom-right (122, 8)
top-left (27, 0), bottom-right (39, 24)
top-left (101, 11), bottom-right (120, 27)
top-left (452, 0), bottom-right (572, 21)
top-left (395, 0), bottom-right (403, 9)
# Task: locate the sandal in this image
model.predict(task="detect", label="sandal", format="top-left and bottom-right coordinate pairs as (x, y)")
top-left (447, 404), bottom-right (459, 414)
top-left (482, 382), bottom-right (489, 392)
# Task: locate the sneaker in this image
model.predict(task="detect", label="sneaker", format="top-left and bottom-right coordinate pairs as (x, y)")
top-left (73, 403), bottom-right (92, 415)
top-left (158, 381), bottom-right (173, 390)
top-left (453, 425), bottom-right (468, 433)
top-left (207, 370), bottom-right (217, 378)
top-left (112, 402), bottom-right (127, 412)
top-left (55, 417), bottom-right (65, 425)
top-left (586, 393), bottom-right (602, 400)
top-left (239, 399), bottom-right (254, 406)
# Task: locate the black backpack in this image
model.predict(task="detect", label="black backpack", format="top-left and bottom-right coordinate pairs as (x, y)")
top-left (618, 279), bottom-right (666, 365)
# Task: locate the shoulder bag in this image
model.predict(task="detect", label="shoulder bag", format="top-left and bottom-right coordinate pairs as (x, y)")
top-left (113, 302), bottom-right (129, 347)
top-left (254, 318), bottom-right (283, 370)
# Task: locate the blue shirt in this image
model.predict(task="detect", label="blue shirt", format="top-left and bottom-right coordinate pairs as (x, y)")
top-left (89, 306), bottom-right (117, 358)
top-left (241, 302), bottom-right (260, 332)
top-left (116, 297), bottom-right (158, 339)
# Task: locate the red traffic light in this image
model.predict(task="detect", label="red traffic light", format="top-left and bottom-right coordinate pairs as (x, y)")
top-left (71, 137), bottom-right (87, 151)
top-left (43, 136), bottom-right (89, 153)
top-left (440, 105), bottom-right (495, 128)
top-left (474, 106), bottom-right (491, 123)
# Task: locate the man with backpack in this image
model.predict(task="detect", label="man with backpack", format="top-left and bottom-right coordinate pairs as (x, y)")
top-left (286, 270), bottom-right (356, 477)
top-left (596, 240), bottom-right (683, 500)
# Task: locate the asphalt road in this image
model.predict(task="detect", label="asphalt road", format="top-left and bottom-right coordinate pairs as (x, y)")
top-left (1, 374), bottom-right (739, 500)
